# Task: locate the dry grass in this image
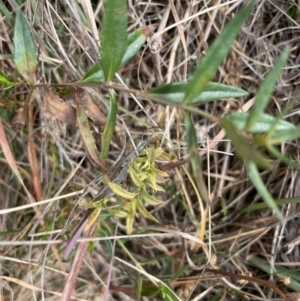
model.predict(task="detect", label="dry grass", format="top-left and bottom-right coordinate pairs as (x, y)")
top-left (1, 0), bottom-right (300, 300)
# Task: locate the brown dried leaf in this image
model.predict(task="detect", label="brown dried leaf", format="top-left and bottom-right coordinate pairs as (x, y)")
top-left (286, 293), bottom-right (300, 301)
top-left (27, 104), bottom-right (42, 201)
top-left (76, 101), bottom-right (109, 173)
top-left (142, 23), bottom-right (158, 38)
top-left (78, 90), bottom-right (107, 125)
top-left (43, 90), bottom-right (77, 126)
top-left (0, 118), bottom-right (36, 205)
top-left (9, 107), bottom-right (25, 132)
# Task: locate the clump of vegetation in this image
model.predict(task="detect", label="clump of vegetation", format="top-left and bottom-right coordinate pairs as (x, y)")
top-left (1, 1), bottom-right (300, 301)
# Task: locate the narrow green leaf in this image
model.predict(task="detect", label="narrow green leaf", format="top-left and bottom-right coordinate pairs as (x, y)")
top-left (0, 4), bottom-right (14, 25)
top-left (135, 274), bottom-right (143, 301)
top-left (160, 286), bottom-right (180, 301)
top-left (266, 145), bottom-right (300, 168)
top-left (220, 116), bottom-right (272, 169)
top-left (122, 25), bottom-right (154, 65)
top-left (155, 168), bottom-right (169, 182)
top-left (147, 82), bottom-right (248, 104)
top-left (103, 175), bottom-right (138, 199)
top-left (184, 113), bottom-right (209, 203)
top-left (126, 202), bottom-right (137, 234)
top-left (101, 90), bottom-right (117, 159)
top-left (128, 165), bottom-right (144, 188)
top-left (137, 201), bottom-right (159, 223)
top-left (87, 241), bottom-right (95, 254)
top-left (140, 286), bottom-right (161, 299)
top-left (251, 257), bottom-right (300, 291)
top-left (101, 0), bottom-right (128, 81)
top-left (271, 127), bottom-right (300, 143)
top-left (106, 207), bottom-right (128, 218)
top-left (245, 161), bottom-right (283, 221)
top-left (14, 10), bottom-right (38, 83)
top-left (244, 48), bottom-right (289, 131)
top-left (242, 196), bottom-right (300, 213)
top-left (145, 178), bottom-right (165, 192)
top-left (183, 1), bottom-right (256, 104)
top-left (73, 0), bottom-right (88, 26)
top-left (267, 98), bottom-right (296, 137)
top-left (229, 112), bottom-right (295, 133)
top-left (0, 71), bottom-right (19, 90)
top-left (140, 189), bottom-right (163, 206)
top-left (82, 62), bottom-right (105, 83)
top-left (83, 26), bottom-right (151, 83)
top-left (153, 147), bottom-right (165, 159)
top-left (229, 112), bottom-right (300, 144)
top-left (110, 182), bottom-right (138, 199)
top-left (84, 206), bottom-right (102, 233)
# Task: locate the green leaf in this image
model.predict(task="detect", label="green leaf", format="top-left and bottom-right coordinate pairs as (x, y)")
top-left (220, 116), bottom-right (272, 169)
top-left (137, 201), bottom-right (159, 223)
top-left (251, 257), bottom-right (300, 291)
top-left (270, 127), bottom-right (300, 143)
top-left (184, 113), bottom-right (209, 203)
top-left (245, 161), bottom-right (283, 221)
top-left (183, 1), bottom-right (256, 104)
top-left (0, 3), bottom-right (13, 25)
top-left (229, 112), bottom-right (295, 133)
top-left (84, 206), bottom-right (102, 232)
top-left (87, 241), bottom-right (95, 254)
top-left (101, 90), bottom-right (117, 159)
top-left (148, 82), bottom-right (248, 104)
top-left (104, 176), bottom-right (138, 199)
top-left (228, 112), bottom-right (300, 143)
top-left (160, 285), bottom-right (180, 301)
top-left (106, 207), bottom-right (128, 218)
top-left (0, 71), bottom-right (19, 90)
top-left (14, 10), bottom-right (38, 83)
top-left (242, 196), bottom-right (300, 213)
top-left (265, 99), bottom-right (296, 142)
top-left (121, 26), bottom-right (153, 65)
top-left (82, 26), bottom-right (150, 83)
top-left (135, 274), bottom-right (143, 301)
top-left (82, 62), bottom-right (105, 83)
top-left (140, 189), bottom-right (163, 206)
top-left (100, 0), bottom-right (128, 81)
top-left (244, 48), bottom-right (289, 131)
top-left (266, 145), bottom-right (300, 168)
top-left (126, 202), bottom-right (137, 234)
top-left (128, 165), bottom-right (144, 188)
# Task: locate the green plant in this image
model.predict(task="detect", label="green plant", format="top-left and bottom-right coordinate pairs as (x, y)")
top-left (2, 1), bottom-right (300, 301)
top-left (82, 146), bottom-right (169, 235)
